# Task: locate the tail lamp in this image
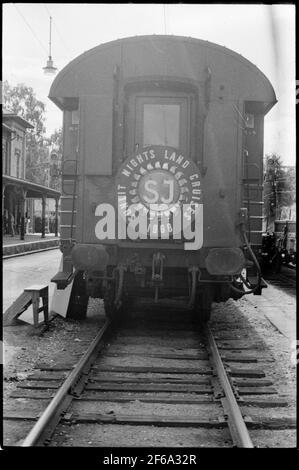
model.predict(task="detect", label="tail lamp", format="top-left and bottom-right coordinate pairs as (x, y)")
top-left (71, 244), bottom-right (109, 271)
top-left (205, 248), bottom-right (245, 275)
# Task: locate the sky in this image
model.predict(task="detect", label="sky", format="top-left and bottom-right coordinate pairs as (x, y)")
top-left (2, 3), bottom-right (296, 165)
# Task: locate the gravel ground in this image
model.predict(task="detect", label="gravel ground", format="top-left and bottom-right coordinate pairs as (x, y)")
top-left (50, 424), bottom-right (232, 447)
top-left (233, 295), bottom-right (296, 401)
top-left (3, 299), bottom-right (106, 402)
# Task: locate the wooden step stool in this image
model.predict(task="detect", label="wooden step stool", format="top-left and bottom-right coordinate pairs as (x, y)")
top-left (24, 285), bottom-right (49, 327)
top-left (4, 285), bottom-right (49, 327)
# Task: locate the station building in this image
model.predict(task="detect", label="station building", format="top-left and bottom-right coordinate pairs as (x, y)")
top-left (2, 108), bottom-right (60, 239)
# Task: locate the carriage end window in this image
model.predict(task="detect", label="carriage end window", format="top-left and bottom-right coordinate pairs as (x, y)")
top-left (131, 94), bottom-right (190, 156)
top-left (143, 104), bottom-right (180, 148)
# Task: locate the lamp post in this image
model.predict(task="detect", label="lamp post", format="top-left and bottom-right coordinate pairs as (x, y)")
top-left (43, 16), bottom-right (57, 75)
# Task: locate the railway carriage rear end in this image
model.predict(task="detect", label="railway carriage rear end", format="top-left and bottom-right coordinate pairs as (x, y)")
top-left (50, 35), bottom-right (276, 322)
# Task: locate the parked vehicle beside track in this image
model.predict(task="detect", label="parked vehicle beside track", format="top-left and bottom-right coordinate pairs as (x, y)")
top-left (261, 220), bottom-right (296, 272)
top-left (50, 35), bottom-right (276, 322)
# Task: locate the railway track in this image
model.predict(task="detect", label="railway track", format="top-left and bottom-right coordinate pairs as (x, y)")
top-left (264, 267), bottom-right (296, 293)
top-left (4, 303), bottom-right (295, 447)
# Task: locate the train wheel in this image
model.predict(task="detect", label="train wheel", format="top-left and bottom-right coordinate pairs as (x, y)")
top-left (273, 254), bottom-right (282, 273)
top-left (103, 281), bottom-right (118, 321)
top-left (194, 290), bottom-right (212, 324)
top-left (66, 271), bottom-right (89, 321)
top-left (104, 291), bottom-right (132, 322)
top-left (103, 269), bottom-right (124, 321)
top-left (104, 269), bottom-right (132, 321)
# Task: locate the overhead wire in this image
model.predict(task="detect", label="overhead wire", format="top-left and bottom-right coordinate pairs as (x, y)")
top-left (13, 3), bottom-right (48, 54)
top-left (43, 3), bottom-right (71, 54)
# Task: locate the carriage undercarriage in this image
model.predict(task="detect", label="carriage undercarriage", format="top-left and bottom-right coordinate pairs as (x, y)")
top-left (66, 252), bottom-right (247, 324)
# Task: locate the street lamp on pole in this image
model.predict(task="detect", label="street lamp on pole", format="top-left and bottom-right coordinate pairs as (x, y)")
top-left (43, 16), bottom-right (58, 75)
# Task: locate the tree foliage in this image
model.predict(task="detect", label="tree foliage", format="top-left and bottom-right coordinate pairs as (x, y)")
top-left (3, 81), bottom-right (62, 190)
top-left (264, 153), bottom-right (296, 225)
top-left (3, 80), bottom-right (46, 139)
top-left (3, 80), bottom-right (49, 184)
top-left (46, 128), bottom-right (63, 191)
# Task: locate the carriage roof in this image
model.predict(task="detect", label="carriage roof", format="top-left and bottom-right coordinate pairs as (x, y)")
top-left (49, 35), bottom-right (276, 113)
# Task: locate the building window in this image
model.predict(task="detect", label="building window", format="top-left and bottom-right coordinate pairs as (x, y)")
top-left (245, 113), bottom-right (255, 129)
top-left (15, 148), bottom-right (21, 178)
top-left (2, 140), bottom-right (6, 173)
top-left (71, 110), bottom-right (79, 125)
top-left (3, 137), bottom-right (11, 175)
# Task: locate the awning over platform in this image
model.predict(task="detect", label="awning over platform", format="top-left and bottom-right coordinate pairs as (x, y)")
top-left (3, 174), bottom-right (60, 199)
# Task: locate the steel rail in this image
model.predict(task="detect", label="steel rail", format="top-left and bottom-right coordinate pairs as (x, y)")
top-left (278, 273), bottom-right (296, 287)
top-left (21, 319), bottom-right (111, 446)
top-left (204, 325), bottom-right (254, 448)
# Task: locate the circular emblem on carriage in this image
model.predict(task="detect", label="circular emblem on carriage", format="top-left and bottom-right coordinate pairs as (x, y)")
top-left (116, 145), bottom-right (202, 238)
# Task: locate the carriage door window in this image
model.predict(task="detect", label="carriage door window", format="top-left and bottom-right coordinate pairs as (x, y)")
top-left (143, 104), bottom-right (180, 147)
top-left (134, 96), bottom-right (189, 155)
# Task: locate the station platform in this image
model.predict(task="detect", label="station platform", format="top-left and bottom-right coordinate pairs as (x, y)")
top-left (3, 233), bottom-right (60, 258)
